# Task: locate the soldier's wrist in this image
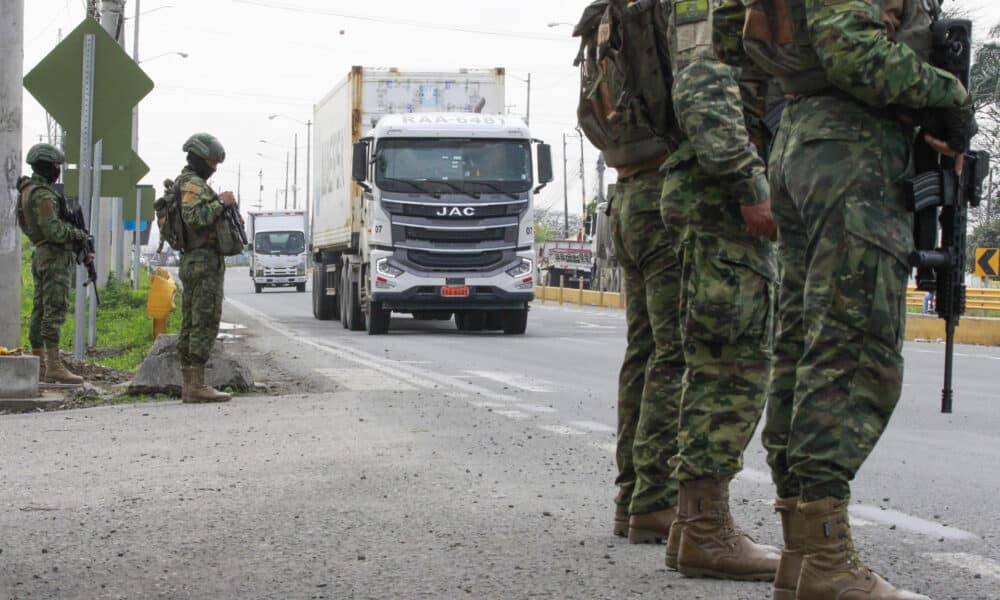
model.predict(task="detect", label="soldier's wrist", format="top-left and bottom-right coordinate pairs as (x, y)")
top-left (734, 172), bottom-right (770, 207)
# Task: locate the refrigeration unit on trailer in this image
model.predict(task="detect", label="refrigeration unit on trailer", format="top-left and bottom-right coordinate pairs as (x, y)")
top-left (309, 66), bottom-right (553, 335)
top-left (248, 211), bottom-right (307, 293)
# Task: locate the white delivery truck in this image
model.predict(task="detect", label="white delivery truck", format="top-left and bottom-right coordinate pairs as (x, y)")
top-left (310, 66), bottom-right (553, 335)
top-left (248, 210), bottom-right (308, 293)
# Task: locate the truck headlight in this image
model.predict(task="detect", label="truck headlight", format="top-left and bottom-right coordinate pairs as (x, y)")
top-left (296, 259), bottom-right (306, 275)
top-left (376, 258), bottom-right (404, 278)
top-left (506, 258), bottom-right (533, 278)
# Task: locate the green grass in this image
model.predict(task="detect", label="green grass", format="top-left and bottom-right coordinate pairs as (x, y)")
top-left (20, 240), bottom-right (182, 372)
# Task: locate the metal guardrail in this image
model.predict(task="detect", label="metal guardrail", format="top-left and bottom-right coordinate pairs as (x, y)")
top-left (907, 287), bottom-right (1000, 311)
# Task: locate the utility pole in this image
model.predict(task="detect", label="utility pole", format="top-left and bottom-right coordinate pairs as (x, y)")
top-left (293, 133), bottom-right (298, 210)
top-left (562, 133), bottom-right (569, 239)
top-left (0, 0), bottom-right (24, 349)
top-left (257, 169), bottom-right (263, 211)
top-left (130, 0), bottom-right (141, 289)
top-left (525, 73), bottom-right (531, 126)
top-left (99, 0), bottom-right (126, 287)
top-left (577, 126), bottom-right (586, 226)
top-left (596, 153), bottom-right (606, 203)
top-left (284, 151), bottom-right (289, 210)
top-left (305, 120), bottom-right (312, 246)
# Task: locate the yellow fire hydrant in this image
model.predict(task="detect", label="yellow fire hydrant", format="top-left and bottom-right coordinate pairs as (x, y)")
top-left (147, 268), bottom-right (177, 339)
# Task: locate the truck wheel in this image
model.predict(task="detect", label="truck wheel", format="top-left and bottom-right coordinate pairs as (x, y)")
top-left (340, 267), bottom-right (350, 329)
top-left (312, 260), bottom-right (338, 321)
top-left (254, 284), bottom-right (262, 294)
top-left (502, 308), bottom-right (528, 335)
top-left (464, 312), bottom-right (486, 332)
top-left (366, 301), bottom-right (391, 335)
top-left (485, 311), bottom-right (503, 331)
top-left (345, 269), bottom-right (364, 331)
top-left (296, 283), bottom-right (306, 293)
top-left (455, 312), bottom-right (467, 331)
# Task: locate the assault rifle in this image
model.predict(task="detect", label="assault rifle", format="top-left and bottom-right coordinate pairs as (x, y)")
top-left (905, 18), bottom-right (989, 414)
top-left (223, 199), bottom-right (248, 247)
top-left (64, 196), bottom-right (100, 306)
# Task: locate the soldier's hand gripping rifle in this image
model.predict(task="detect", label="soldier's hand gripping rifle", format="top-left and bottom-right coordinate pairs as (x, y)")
top-left (64, 197), bottom-right (101, 306)
top-left (905, 18), bottom-right (989, 414)
top-left (221, 192), bottom-right (248, 247)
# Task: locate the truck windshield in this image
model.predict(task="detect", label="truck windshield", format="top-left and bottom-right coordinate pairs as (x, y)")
top-left (255, 231), bottom-right (305, 256)
top-left (376, 139), bottom-right (532, 195)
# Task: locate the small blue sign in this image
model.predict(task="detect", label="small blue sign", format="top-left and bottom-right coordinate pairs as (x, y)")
top-left (125, 220), bottom-right (149, 232)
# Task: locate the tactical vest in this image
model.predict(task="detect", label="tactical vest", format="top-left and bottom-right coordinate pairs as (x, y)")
top-left (743, 0), bottom-right (939, 96)
top-left (574, 0), bottom-right (683, 170)
top-left (16, 176), bottom-right (66, 246)
top-left (176, 171), bottom-right (218, 253)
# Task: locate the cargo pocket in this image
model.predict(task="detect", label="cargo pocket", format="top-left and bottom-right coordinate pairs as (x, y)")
top-left (719, 255), bottom-right (774, 351)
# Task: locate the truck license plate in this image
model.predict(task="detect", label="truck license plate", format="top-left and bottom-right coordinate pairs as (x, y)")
top-left (441, 286), bottom-right (470, 298)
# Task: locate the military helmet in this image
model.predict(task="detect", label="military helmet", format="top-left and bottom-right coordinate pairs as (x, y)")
top-left (182, 133), bottom-right (226, 162)
top-left (26, 143), bottom-right (66, 165)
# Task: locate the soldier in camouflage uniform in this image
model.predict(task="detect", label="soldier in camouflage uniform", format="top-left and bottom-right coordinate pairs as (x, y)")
top-left (573, 0), bottom-right (685, 544)
top-left (743, 0), bottom-right (976, 597)
top-left (175, 133), bottom-right (237, 404)
top-left (16, 144), bottom-right (90, 385)
top-left (660, 0), bottom-right (781, 581)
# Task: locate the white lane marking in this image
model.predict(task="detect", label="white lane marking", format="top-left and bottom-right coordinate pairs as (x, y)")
top-left (315, 368), bottom-right (416, 391)
top-left (735, 468), bottom-right (772, 485)
top-left (906, 348), bottom-right (1000, 361)
top-left (557, 337), bottom-right (600, 345)
top-left (576, 321), bottom-right (617, 330)
top-left (467, 401), bottom-right (507, 409)
top-left (849, 505), bottom-right (977, 541)
top-left (396, 360), bottom-right (433, 365)
top-left (464, 370), bottom-right (552, 393)
top-left (568, 421), bottom-right (616, 434)
top-left (494, 410), bottom-right (530, 420)
top-left (515, 403), bottom-right (557, 414)
top-left (225, 298), bottom-right (518, 403)
top-left (924, 553), bottom-right (1000, 581)
top-left (592, 442), bottom-right (618, 454)
top-left (538, 425), bottom-right (587, 436)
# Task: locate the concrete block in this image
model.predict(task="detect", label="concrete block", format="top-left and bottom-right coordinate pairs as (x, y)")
top-left (0, 355), bottom-right (40, 399)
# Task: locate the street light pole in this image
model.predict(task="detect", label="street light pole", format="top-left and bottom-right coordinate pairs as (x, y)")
top-left (284, 151), bottom-right (289, 209)
top-left (293, 132), bottom-right (298, 210)
top-left (577, 126), bottom-right (586, 224)
top-left (306, 120), bottom-right (312, 247)
top-left (257, 169), bottom-right (263, 211)
top-left (562, 133), bottom-right (569, 239)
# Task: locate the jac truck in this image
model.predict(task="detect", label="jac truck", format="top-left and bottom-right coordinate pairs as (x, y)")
top-left (248, 211), bottom-right (307, 293)
top-left (309, 66), bottom-right (553, 335)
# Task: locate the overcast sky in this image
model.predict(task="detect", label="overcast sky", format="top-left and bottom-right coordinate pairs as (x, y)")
top-left (19, 0), bottom-right (1000, 217)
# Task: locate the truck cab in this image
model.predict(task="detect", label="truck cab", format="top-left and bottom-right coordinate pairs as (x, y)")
top-left (249, 211), bottom-right (308, 293)
top-left (346, 113), bottom-right (552, 334)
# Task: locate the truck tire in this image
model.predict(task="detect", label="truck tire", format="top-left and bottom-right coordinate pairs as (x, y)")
top-left (296, 283), bottom-right (306, 293)
top-left (502, 308), bottom-right (528, 335)
top-left (344, 267), bottom-right (364, 331)
top-left (340, 267), bottom-right (350, 329)
top-left (312, 260), bottom-right (338, 321)
top-left (254, 284), bottom-right (262, 294)
top-left (485, 311), bottom-right (503, 331)
top-left (462, 312), bottom-right (485, 332)
top-left (366, 301), bottom-right (391, 335)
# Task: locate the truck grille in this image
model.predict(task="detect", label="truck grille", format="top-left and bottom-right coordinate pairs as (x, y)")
top-left (399, 225), bottom-right (511, 244)
top-left (264, 267), bottom-right (296, 276)
top-left (406, 250), bottom-right (505, 271)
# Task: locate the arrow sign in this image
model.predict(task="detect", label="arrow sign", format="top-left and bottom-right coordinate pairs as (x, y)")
top-left (975, 248), bottom-right (999, 277)
top-left (23, 18), bottom-right (153, 141)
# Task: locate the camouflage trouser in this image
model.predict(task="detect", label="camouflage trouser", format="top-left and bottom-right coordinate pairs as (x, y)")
top-left (764, 96), bottom-right (912, 501)
top-left (29, 244), bottom-right (76, 350)
top-left (610, 171), bottom-right (684, 516)
top-left (662, 154), bottom-right (776, 482)
top-left (178, 249), bottom-right (226, 368)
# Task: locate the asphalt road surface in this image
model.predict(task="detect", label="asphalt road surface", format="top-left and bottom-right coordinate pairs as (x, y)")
top-left (2, 267), bottom-right (998, 599)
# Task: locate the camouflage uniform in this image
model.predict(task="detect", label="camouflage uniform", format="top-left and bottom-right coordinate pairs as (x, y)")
top-left (17, 174), bottom-right (87, 350)
top-left (610, 172), bottom-right (684, 518)
top-left (743, 0), bottom-right (969, 502)
top-left (175, 166), bottom-right (227, 368)
top-left (664, 0), bottom-right (777, 483)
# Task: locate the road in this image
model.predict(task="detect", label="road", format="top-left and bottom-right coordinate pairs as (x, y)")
top-left (1, 267), bottom-right (998, 599)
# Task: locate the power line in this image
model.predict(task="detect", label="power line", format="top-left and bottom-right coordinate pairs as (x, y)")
top-left (232, 0), bottom-right (567, 41)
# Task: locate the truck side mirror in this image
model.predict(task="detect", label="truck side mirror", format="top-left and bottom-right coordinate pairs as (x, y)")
top-left (352, 141), bottom-right (371, 191)
top-left (535, 144), bottom-right (553, 194)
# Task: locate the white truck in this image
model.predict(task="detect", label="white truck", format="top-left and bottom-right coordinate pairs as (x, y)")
top-left (248, 211), bottom-right (308, 294)
top-left (310, 66), bottom-right (553, 335)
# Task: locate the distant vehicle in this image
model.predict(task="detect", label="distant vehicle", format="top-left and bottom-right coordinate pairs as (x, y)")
top-left (309, 66), bottom-right (553, 335)
top-left (248, 211), bottom-right (307, 293)
top-left (538, 240), bottom-right (595, 290)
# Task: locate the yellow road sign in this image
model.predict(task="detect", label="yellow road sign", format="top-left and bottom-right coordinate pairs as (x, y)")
top-left (975, 248), bottom-right (999, 277)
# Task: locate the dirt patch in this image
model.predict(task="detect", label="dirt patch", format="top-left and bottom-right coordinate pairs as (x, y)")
top-left (62, 354), bottom-right (132, 385)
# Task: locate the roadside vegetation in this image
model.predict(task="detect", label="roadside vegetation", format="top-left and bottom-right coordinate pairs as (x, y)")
top-left (19, 237), bottom-right (181, 372)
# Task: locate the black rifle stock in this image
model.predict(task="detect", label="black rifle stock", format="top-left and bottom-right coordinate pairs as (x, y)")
top-left (905, 18), bottom-right (989, 413)
top-left (224, 201), bottom-right (248, 247)
top-left (64, 197), bottom-right (100, 306)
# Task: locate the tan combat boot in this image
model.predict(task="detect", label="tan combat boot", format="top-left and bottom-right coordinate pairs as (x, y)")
top-left (665, 505), bottom-right (686, 570)
top-left (675, 477), bottom-right (781, 581)
top-left (613, 504), bottom-right (629, 538)
top-left (31, 349), bottom-right (50, 383)
top-left (797, 498), bottom-right (931, 600)
top-left (181, 367), bottom-right (231, 404)
top-left (628, 507), bottom-right (675, 544)
top-left (773, 497), bottom-right (806, 600)
top-left (43, 347), bottom-right (83, 385)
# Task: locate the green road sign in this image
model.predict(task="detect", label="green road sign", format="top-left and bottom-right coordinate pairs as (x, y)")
top-left (23, 18), bottom-right (153, 141)
top-left (65, 118), bottom-right (135, 166)
top-left (63, 151), bottom-right (149, 200)
top-left (123, 185), bottom-right (155, 222)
